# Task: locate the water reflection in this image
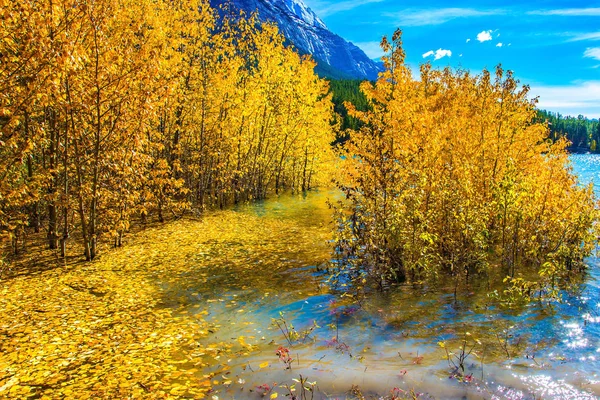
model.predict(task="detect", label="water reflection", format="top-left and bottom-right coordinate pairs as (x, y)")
top-left (162, 157), bottom-right (600, 398)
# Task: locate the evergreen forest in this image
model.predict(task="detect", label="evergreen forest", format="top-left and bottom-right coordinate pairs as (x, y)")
top-left (536, 109), bottom-right (600, 151)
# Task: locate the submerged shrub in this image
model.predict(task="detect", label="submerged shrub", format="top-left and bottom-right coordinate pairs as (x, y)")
top-left (332, 29), bottom-right (598, 296)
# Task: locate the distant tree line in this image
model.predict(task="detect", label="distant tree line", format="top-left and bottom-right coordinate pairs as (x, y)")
top-left (328, 80), bottom-right (368, 143)
top-left (537, 110), bottom-right (600, 151)
top-left (330, 84), bottom-right (600, 152)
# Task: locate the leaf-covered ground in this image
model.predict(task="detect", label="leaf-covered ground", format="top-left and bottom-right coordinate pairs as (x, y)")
top-left (0, 205), bottom-right (333, 399)
top-left (1, 225), bottom-right (221, 398)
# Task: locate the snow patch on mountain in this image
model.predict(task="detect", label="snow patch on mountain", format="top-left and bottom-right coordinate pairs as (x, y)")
top-left (210, 0), bottom-right (382, 80)
top-left (277, 0), bottom-right (327, 29)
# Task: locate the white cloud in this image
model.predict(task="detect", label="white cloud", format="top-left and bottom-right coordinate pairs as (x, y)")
top-left (434, 49), bottom-right (452, 60)
top-left (384, 8), bottom-right (503, 27)
top-left (466, 38), bottom-right (471, 43)
top-left (423, 49), bottom-right (452, 60)
top-left (529, 8), bottom-right (600, 17)
top-left (355, 41), bottom-right (386, 59)
top-left (477, 30), bottom-right (493, 42)
top-left (531, 81), bottom-right (600, 119)
top-left (567, 32), bottom-right (600, 42)
top-left (496, 42), bottom-right (503, 47)
top-left (377, 7), bottom-right (600, 28)
top-left (584, 47), bottom-right (600, 60)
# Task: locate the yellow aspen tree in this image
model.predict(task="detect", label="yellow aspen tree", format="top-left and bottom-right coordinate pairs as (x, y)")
top-left (233, 22), bottom-right (334, 199)
top-left (64, 0), bottom-right (160, 259)
top-left (0, 1), bottom-right (49, 252)
top-left (1, 0), bottom-right (336, 261)
top-left (335, 29), bottom-right (597, 298)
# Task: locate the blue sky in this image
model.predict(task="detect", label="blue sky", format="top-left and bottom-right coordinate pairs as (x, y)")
top-left (301, 0), bottom-right (600, 119)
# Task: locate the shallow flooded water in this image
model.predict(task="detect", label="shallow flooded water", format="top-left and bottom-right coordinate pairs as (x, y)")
top-left (163, 154), bottom-right (600, 399)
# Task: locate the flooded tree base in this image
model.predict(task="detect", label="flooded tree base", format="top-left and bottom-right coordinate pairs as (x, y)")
top-left (1, 191), bottom-right (599, 399)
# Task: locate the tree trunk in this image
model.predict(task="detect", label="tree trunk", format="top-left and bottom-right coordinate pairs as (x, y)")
top-left (24, 111), bottom-right (40, 233)
top-left (46, 107), bottom-right (58, 250)
top-left (301, 147), bottom-right (309, 192)
top-left (61, 85), bottom-right (70, 258)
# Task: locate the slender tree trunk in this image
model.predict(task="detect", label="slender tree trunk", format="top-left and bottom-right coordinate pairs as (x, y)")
top-left (61, 81), bottom-right (70, 258)
top-left (88, 16), bottom-right (102, 260)
top-left (301, 146), bottom-right (309, 192)
top-left (25, 111), bottom-right (40, 233)
top-left (47, 107), bottom-right (58, 250)
top-left (158, 200), bottom-right (164, 223)
top-left (46, 1), bottom-right (58, 250)
top-left (27, 155), bottom-right (40, 233)
top-left (275, 132), bottom-right (289, 194)
top-left (73, 137), bottom-right (91, 261)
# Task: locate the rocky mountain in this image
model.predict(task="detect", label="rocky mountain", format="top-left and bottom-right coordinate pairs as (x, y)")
top-left (210, 0), bottom-right (382, 81)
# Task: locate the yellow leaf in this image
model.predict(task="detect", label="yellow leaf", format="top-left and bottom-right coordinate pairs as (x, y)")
top-left (170, 385), bottom-right (186, 396)
top-left (259, 361), bottom-right (269, 369)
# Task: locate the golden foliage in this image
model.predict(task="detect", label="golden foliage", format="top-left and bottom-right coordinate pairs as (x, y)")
top-left (0, 250), bottom-right (223, 398)
top-left (0, 0), bottom-right (335, 260)
top-left (0, 201), bottom-right (332, 398)
top-left (333, 30), bottom-right (598, 294)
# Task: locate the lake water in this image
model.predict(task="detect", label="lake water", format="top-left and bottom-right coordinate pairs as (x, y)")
top-left (182, 154), bottom-right (600, 399)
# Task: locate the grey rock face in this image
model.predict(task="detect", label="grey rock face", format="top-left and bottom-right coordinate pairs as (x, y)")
top-left (210, 0), bottom-right (382, 80)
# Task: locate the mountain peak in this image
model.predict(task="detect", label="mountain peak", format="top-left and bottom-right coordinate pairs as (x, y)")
top-left (210, 0), bottom-right (382, 81)
top-left (274, 0), bottom-right (327, 29)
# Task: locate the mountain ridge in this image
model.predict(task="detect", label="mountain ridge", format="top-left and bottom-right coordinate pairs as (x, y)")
top-left (210, 0), bottom-right (382, 81)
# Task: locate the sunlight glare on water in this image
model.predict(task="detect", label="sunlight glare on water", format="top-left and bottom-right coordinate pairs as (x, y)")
top-left (180, 156), bottom-right (600, 399)
top-left (570, 153), bottom-right (600, 196)
top-left (561, 321), bottom-right (589, 349)
top-left (515, 374), bottom-right (597, 400)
